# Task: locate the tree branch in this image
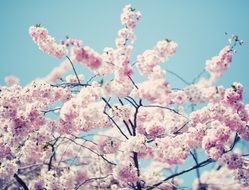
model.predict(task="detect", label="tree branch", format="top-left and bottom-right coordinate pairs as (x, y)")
top-left (62, 136), bottom-right (116, 166)
top-left (166, 69), bottom-right (190, 85)
top-left (190, 150), bottom-right (201, 185)
top-left (142, 105), bottom-right (188, 120)
top-left (128, 76), bottom-right (138, 89)
top-left (75, 174), bottom-right (112, 190)
top-left (13, 173), bottom-right (29, 190)
top-left (146, 158), bottom-right (213, 189)
top-left (102, 97), bottom-right (129, 139)
top-left (66, 55), bottom-right (81, 84)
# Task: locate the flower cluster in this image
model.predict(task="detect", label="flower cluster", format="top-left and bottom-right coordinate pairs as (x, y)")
top-left (1, 4), bottom-right (248, 190)
top-left (97, 135), bottom-right (121, 154)
top-left (205, 45), bottom-right (234, 84)
top-left (59, 84), bottom-right (112, 133)
top-left (29, 25), bottom-right (68, 58)
top-left (71, 46), bottom-right (102, 70)
top-left (65, 74), bottom-right (84, 83)
top-left (218, 152), bottom-right (244, 169)
top-left (113, 163), bottom-right (138, 183)
top-left (136, 39), bottom-right (178, 77)
top-left (153, 134), bottom-right (190, 165)
top-left (120, 4), bottom-right (141, 29)
top-left (120, 135), bottom-right (147, 153)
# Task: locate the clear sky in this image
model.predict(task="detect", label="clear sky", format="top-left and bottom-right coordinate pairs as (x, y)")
top-left (1, 0), bottom-right (249, 187)
top-left (1, 0), bottom-right (249, 98)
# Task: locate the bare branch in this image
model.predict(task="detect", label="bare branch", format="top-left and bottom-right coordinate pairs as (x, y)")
top-left (166, 69), bottom-right (190, 85)
top-left (102, 97), bottom-right (129, 139)
top-left (192, 69), bottom-right (206, 84)
top-left (86, 74), bottom-right (97, 84)
top-left (142, 105), bottom-right (188, 120)
top-left (146, 158), bottom-right (214, 189)
top-left (13, 173), bottom-right (29, 190)
top-left (75, 174), bottom-right (112, 190)
top-left (63, 136), bottom-right (116, 166)
top-left (51, 82), bottom-right (90, 88)
top-left (128, 76), bottom-right (139, 89)
top-left (190, 150), bottom-right (201, 184)
top-left (66, 55), bottom-right (81, 84)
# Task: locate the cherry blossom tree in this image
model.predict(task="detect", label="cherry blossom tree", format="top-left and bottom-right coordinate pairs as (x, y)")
top-left (1, 4), bottom-right (249, 190)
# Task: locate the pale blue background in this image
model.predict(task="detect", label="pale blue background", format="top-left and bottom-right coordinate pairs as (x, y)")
top-left (1, 0), bottom-right (249, 188)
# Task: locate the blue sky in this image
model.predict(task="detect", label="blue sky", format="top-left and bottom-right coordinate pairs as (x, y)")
top-left (1, 0), bottom-right (249, 97)
top-left (1, 0), bottom-right (249, 187)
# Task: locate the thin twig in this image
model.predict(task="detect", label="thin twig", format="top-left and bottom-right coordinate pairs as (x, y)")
top-left (173, 121), bottom-right (189, 135)
top-left (225, 133), bottom-right (240, 153)
top-left (127, 96), bottom-right (139, 106)
top-left (86, 74), bottom-right (97, 84)
top-left (75, 174), bottom-right (112, 190)
top-left (41, 107), bottom-right (61, 115)
top-left (128, 76), bottom-right (138, 89)
top-left (102, 97), bottom-right (129, 139)
top-left (51, 82), bottom-right (90, 88)
top-left (103, 110), bottom-right (129, 139)
top-left (142, 105), bottom-right (188, 119)
top-left (192, 69), bottom-right (206, 84)
top-left (131, 61), bottom-right (137, 66)
top-left (63, 136), bottom-right (116, 165)
top-left (66, 56), bottom-right (81, 84)
top-left (146, 158), bottom-right (213, 189)
top-left (166, 69), bottom-right (190, 85)
top-left (118, 98), bottom-right (133, 136)
top-left (190, 150), bottom-right (201, 185)
top-left (101, 97), bottom-right (112, 109)
top-left (124, 97), bottom-right (138, 108)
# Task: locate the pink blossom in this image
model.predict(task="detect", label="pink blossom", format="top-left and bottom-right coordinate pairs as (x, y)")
top-left (120, 4), bottom-right (141, 29)
top-left (113, 163), bottom-right (138, 183)
top-left (71, 46), bottom-right (102, 69)
top-left (205, 45), bottom-right (234, 84)
top-left (0, 4), bottom-right (248, 190)
top-left (97, 136), bottom-right (121, 154)
top-left (29, 25), bottom-right (68, 58)
top-left (219, 152), bottom-right (244, 169)
top-left (4, 75), bottom-right (20, 86)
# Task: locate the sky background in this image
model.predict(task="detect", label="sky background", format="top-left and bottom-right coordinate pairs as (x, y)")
top-left (1, 0), bottom-right (249, 188)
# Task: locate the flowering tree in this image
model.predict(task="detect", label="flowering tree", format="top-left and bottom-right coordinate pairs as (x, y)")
top-left (1, 4), bottom-right (249, 190)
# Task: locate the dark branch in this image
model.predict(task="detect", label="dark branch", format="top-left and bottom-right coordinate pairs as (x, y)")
top-left (190, 150), bottom-right (201, 184)
top-left (146, 158), bottom-right (213, 189)
top-left (13, 173), bottom-right (29, 190)
top-left (128, 76), bottom-right (139, 89)
top-left (142, 105), bottom-right (188, 120)
top-left (63, 136), bottom-right (116, 166)
top-left (118, 98), bottom-right (133, 136)
top-left (66, 55), bottom-right (81, 84)
top-left (41, 107), bottom-right (61, 115)
top-left (51, 82), bottom-right (90, 88)
top-left (102, 97), bottom-right (129, 139)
